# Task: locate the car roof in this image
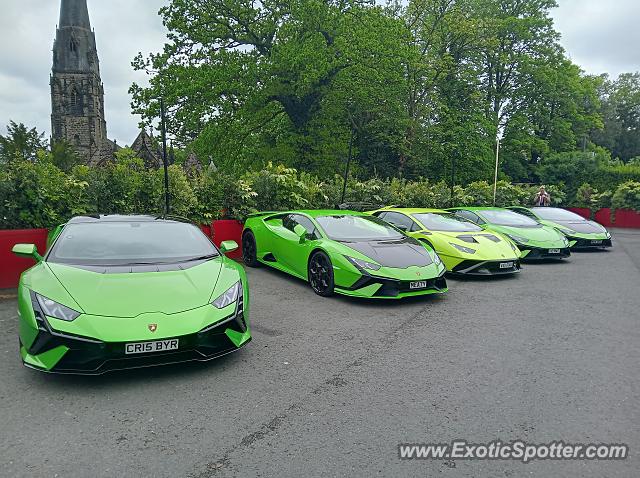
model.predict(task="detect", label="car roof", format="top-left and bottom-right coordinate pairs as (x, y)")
top-left (378, 208), bottom-right (450, 214)
top-left (67, 214), bottom-right (191, 224)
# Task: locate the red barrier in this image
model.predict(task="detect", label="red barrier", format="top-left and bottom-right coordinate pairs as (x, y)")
top-left (613, 209), bottom-right (640, 228)
top-left (594, 208), bottom-right (613, 228)
top-left (211, 220), bottom-right (244, 260)
top-left (0, 229), bottom-right (49, 289)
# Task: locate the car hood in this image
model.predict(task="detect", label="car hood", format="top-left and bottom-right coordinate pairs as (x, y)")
top-left (551, 220), bottom-right (606, 234)
top-left (340, 236), bottom-right (433, 268)
top-left (46, 259), bottom-right (223, 317)
top-left (489, 224), bottom-right (563, 243)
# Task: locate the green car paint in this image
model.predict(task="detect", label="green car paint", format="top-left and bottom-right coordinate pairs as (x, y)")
top-left (13, 215), bottom-right (251, 374)
top-left (369, 208), bottom-right (521, 275)
top-left (242, 210), bottom-right (448, 299)
top-left (448, 207), bottom-right (571, 260)
top-left (508, 207), bottom-right (612, 250)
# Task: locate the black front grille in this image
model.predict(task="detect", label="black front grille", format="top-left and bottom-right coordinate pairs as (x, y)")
top-left (522, 247), bottom-right (571, 260)
top-left (569, 237), bottom-right (612, 249)
top-left (452, 260), bottom-right (521, 275)
top-left (344, 273), bottom-right (447, 298)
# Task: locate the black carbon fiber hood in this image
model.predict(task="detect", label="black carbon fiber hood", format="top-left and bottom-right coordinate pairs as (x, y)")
top-left (555, 220), bottom-right (606, 234)
top-left (340, 236), bottom-right (433, 268)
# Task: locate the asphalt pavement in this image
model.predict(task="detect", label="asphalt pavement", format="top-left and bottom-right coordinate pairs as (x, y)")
top-left (0, 229), bottom-right (638, 477)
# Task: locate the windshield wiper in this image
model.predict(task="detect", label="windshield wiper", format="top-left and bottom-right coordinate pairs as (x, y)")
top-left (178, 254), bottom-right (219, 262)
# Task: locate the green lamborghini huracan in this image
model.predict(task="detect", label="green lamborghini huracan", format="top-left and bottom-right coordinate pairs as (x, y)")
top-left (370, 208), bottom-right (521, 275)
top-left (449, 207), bottom-right (571, 260)
top-left (508, 206), bottom-right (612, 250)
top-left (13, 215), bottom-right (251, 374)
top-left (242, 210), bottom-right (448, 299)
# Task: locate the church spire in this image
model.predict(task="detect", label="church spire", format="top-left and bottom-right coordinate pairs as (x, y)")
top-left (53, 0), bottom-right (99, 74)
top-left (59, 0), bottom-right (92, 30)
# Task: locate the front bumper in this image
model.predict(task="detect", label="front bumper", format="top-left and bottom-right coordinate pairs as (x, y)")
top-left (336, 271), bottom-right (448, 299)
top-left (451, 259), bottom-right (521, 276)
top-left (566, 236), bottom-right (612, 249)
top-left (520, 246), bottom-right (571, 260)
top-left (21, 292), bottom-right (251, 375)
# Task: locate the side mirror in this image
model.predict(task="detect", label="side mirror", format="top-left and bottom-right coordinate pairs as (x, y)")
top-left (12, 244), bottom-right (42, 262)
top-left (396, 224), bottom-right (408, 232)
top-left (293, 224), bottom-right (308, 243)
top-left (219, 240), bottom-right (238, 254)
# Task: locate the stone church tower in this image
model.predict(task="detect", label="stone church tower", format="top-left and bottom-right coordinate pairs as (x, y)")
top-left (50, 0), bottom-right (116, 165)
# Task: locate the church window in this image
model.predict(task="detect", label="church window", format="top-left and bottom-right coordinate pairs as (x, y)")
top-left (74, 134), bottom-right (81, 145)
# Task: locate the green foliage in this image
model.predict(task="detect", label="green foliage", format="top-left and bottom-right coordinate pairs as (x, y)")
top-left (612, 181), bottom-right (640, 211)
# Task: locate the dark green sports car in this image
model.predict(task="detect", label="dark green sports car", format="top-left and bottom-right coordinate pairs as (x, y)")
top-left (508, 207), bottom-right (612, 250)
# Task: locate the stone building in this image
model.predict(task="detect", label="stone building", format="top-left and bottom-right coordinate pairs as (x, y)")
top-left (50, 0), bottom-right (117, 165)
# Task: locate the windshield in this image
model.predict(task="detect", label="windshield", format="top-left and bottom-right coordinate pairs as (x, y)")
top-left (413, 213), bottom-right (483, 232)
top-left (532, 208), bottom-right (585, 222)
top-left (316, 215), bottom-right (404, 241)
top-left (47, 221), bottom-right (218, 266)
top-left (478, 209), bottom-right (541, 227)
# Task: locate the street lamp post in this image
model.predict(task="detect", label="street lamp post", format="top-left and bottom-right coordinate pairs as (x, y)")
top-left (160, 97), bottom-right (170, 215)
top-left (492, 136), bottom-right (500, 206)
top-left (339, 127), bottom-right (355, 207)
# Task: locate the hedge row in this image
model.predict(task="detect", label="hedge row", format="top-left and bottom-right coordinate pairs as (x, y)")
top-left (1, 158), bottom-right (638, 230)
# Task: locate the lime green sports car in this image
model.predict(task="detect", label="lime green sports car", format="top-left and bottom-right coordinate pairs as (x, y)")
top-left (13, 215), bottom-right (251, 374)
top-left (242, 210), bottom-right (447, 299)
top-left (370, 208), bottom-right (521, 275)
top-left (449, 207), bottom-right (571, 260)
top-left (508, 207), bottom-right (612, 250)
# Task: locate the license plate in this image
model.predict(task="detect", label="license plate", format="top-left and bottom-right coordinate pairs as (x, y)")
top-left (591, 240), bottom-right (603, 244)
top-left (125, 339), bottom-right (179, 355)
top-left (500, 262), bottom-right (514, 269)
top-left (410, 281), bottom-right (428, 290)
top-left (548, 249), bottom-right (561, 254)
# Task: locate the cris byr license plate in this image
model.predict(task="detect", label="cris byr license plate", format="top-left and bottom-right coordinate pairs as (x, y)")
top-left (410, 280), bottom-right (428, 290)
top-left (500, 262), bottom-right (514, 269)
top-left (548, 249), bottom-right (561, 254)
top-left (125, 339), bottom-right (179, 355)
top-left (591, 240), bottom-right (603, 244)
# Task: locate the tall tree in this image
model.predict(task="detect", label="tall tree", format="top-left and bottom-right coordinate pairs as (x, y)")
top-left (591, 72), bottom-right (640, 162)
top-left (0, 121), bottom-right (47, 163)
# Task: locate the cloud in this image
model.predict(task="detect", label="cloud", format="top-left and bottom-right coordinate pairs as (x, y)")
top-left (0, 0), bottom-right (167, 144)
top-left (552, 0), bottom-right (640, 78)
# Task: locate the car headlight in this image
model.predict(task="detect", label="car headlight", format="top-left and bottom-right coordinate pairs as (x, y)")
top-left (346, 256), bottom-right (381, 271)
top-left (450, 242), bottom-right (476, 254)
top-left (212, 281), bottom-right (241, 309)
top-left (36, 293), bottom-right (81, 322)
top-left (433, 253), bottom-right (442, 266)
top-left (507, 234), bottom-right (529, 245)
top-left (606, 231), bottom-right (611, 239)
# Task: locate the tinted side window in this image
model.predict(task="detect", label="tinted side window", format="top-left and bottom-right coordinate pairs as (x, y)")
top-left (383, 212), bottom-right (416, 231)
top-left (291, 215), bottom-right (321, 240)
top-left (455, 210), bottom-right (480, 224)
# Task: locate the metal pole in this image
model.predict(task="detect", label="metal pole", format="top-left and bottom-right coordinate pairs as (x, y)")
top-left (160, 97), bottom-right (170, 215)
top-left (493, 137), bottom-right (500, 206)
top-left (340, 127), bottom-right (355, 206)
top-left (450, 154), bottom-right (456, 207)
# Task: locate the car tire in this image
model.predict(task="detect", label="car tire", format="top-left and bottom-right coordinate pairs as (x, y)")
top-left (242, 231), bottom-right (260, 268)
top-left (308, 251), bottom-right (335, 297)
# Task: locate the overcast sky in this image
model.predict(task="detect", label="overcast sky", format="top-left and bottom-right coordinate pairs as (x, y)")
top-left (0, 0), bottom-right (638, 145)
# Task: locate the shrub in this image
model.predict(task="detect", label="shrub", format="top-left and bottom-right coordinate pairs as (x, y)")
top-left (612, 181), bottom-right (640, 211)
